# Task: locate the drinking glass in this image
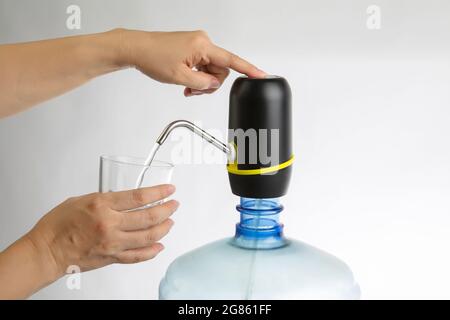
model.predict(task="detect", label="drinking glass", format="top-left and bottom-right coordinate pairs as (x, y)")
top-left (99, 155), bottom-right (174, 210)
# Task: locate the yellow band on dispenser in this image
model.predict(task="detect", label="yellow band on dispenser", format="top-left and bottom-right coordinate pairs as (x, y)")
top-left (227, 155), bottom-right (295, 175)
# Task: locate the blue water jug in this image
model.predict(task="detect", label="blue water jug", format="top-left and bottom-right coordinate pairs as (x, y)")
top-left (159, 197), bottom-right (360, 299)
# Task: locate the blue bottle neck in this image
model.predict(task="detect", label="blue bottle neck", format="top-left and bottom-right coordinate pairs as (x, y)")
top-left (232, 197), bottom-right (288, 249)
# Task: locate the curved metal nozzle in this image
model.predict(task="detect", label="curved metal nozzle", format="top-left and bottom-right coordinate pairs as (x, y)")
top-left (156, 120), bottom-right (235, 162)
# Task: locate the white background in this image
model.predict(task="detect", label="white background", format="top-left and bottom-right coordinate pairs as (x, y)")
top-left (1, 0), bottom-right (450, 299)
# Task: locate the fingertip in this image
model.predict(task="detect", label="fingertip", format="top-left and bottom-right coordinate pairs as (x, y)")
top-left (190, 89), bottom-right (206, 95)
top-left (184, 87), bottom-right (192, 97)
top-left (210, 78), bottom-right (220, 89)
top-left (257, 69), bottom-right (268, 78)
top-left (166, 184), bottom-right (176, 195)
top-left (171, 199), bottom-right (180, 210)
top-left (248, 67), bottom-right (267, 79)
top-left (153, 242), bottom-right (165, 252)
top-left (184, 87), bottom-right (205, 96)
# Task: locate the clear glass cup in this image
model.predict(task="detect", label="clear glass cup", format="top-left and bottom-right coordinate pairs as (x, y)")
top-left (99, 155), bottom-right (174, 210)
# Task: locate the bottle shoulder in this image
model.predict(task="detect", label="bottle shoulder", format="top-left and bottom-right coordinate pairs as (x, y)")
top-left (160, 238), bottom-right (360, 299)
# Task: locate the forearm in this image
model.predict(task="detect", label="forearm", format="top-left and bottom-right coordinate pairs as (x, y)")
top-left (0, 29), bottom-right (128, 118)
top-left (0, 233), bottom-right (62, 299)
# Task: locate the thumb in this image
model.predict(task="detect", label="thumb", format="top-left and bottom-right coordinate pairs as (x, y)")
top-left (178, 66), bottom-right (221, 90)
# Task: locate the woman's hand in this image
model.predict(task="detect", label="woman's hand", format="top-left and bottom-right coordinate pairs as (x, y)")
top-left (0, 29), bottom-right (266, 117)
top-left (118, 29), bottom-right (267, 96)
top-left (0, 184), bottom-right (177, 299)
top-left (31, 184), bottom-right (178, 273)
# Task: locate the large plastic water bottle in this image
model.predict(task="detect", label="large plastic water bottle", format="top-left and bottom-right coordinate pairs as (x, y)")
top-left (159, 197), bottom-right (360, 299)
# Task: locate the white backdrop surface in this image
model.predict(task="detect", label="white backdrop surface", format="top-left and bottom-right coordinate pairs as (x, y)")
top-left (1, 0), bottom-right (450, 299)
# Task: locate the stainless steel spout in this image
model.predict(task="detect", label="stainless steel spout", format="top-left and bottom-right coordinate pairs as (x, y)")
top-left (156, 120), bottom-right (235, 162)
